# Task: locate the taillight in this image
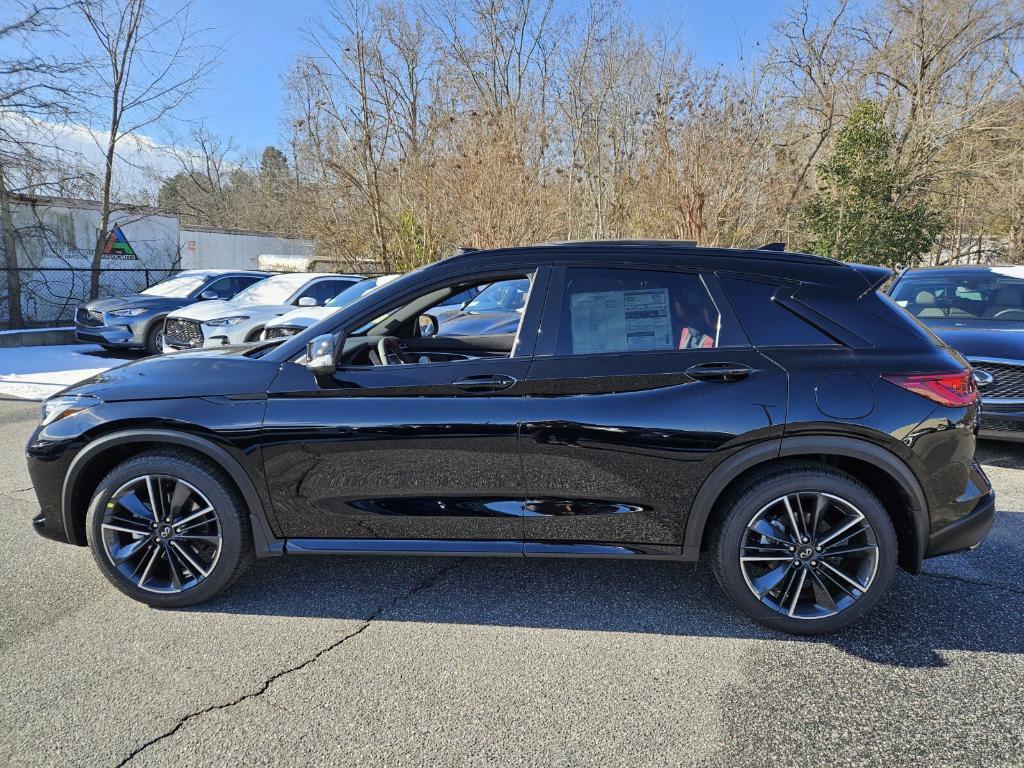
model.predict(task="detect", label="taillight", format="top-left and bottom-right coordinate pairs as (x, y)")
top-left (881, 370), bottom-right (978, 407)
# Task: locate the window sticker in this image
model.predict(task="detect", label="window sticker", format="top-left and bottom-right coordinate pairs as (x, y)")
top-left (570, 288), bottom-right (672, 353)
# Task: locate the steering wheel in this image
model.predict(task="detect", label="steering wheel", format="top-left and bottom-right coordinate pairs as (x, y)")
top-left (376, 336), bottom-right (407, 365)
top-left (993, 308), bottom-right (1024, 320)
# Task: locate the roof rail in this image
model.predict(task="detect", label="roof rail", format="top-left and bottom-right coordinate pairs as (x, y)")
top-left (759, 242), bottom-right (786, 252)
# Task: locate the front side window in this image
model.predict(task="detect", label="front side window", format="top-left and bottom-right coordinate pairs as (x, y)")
top-left (203, 276), bottom-right (242, 299)
top-left (555, 268), bottom-right (721, 355)
top-left (298, 279), bottom-right (359, 306)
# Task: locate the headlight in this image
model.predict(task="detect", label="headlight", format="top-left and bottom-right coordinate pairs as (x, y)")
top-left (107, 307), bottom-right (147, 317)
top-left (40, 394), bottom-right (102, 426)
top-left (206, 316), bottom-right (249, 327)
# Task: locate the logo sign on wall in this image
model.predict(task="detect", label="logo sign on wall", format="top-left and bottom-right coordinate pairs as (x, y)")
top-left (102, 226), bottom-right (139, 260)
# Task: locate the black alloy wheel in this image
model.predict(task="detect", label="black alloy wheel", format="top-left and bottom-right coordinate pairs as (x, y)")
top-left (100, 474), bottom-right (222, 593)
top-left (86, 450), bottom-right (253, 607)
top-left (710, 462), bottom-right (897, 634)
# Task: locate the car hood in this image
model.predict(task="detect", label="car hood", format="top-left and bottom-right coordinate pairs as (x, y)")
top-left (438, 311), bottom-right (521, 336)
top-left (266, 306), bottom-right (338, 329)
top-left (86, 294), bottom-right (188, 312)
top-left (928, 323), bottom-right (1024, 362)
top-left (170, 301), bottom-right (295, 323)
top-left (61, 346), bottom-right (281, 402)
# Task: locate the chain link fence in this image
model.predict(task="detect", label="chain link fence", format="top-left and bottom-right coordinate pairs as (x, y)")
top-left (1, 267), bottom-right (181, 330)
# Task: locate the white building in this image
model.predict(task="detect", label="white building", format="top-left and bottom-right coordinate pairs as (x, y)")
top-left (1, 194), bottom-right (314, 327)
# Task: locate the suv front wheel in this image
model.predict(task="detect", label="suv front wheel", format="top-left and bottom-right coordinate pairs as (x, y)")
top-left (710, 462), bottom-right (898, 634)
top-left (85, 450), bottom-right (253, 607)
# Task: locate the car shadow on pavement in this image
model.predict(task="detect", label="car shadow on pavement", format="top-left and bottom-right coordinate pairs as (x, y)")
top-left (184, 549), bottom-right (1024, 669)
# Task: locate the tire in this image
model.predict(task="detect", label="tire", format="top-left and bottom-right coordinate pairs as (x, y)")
top-left (144, 320), bottom-right (165, 355)
top-left (85, 449), bottom-right (254, 608)
top-left (708, 461), bottom-right (897, 635)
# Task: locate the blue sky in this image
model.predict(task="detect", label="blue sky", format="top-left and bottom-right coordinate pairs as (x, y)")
top-left (181, 0), bottom-right (793, 152)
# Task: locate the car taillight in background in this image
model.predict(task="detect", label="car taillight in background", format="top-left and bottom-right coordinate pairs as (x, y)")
top-left (881, 370), bottom-right (979, 407)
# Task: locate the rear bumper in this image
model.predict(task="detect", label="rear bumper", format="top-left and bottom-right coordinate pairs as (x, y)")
top-left (926, 489), bottom-right (996, 558)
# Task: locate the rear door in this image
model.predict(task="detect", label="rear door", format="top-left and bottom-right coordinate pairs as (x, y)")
top-left (520, 263), bottom-right (788, 554)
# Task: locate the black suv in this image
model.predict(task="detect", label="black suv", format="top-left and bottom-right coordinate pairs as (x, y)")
top-left (27, 242), bottom-right (995, 634)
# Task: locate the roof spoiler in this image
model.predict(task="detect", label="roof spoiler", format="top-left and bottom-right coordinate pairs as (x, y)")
top-left (850, 263), bottom-right (893, 293)
top-left (759, 242), bottom-right (786, 252)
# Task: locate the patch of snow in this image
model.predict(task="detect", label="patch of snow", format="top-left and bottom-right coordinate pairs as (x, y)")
top-left (0, 344), bottom-right (132, 401)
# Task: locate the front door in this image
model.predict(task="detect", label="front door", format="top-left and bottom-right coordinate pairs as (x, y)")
top-left (261, 268), bottom-right (548, 545)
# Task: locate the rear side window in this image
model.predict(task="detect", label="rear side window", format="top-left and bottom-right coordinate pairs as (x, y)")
top-left (554, 267), bottom-right (723, 355)
top-left (720, 277), bottom-right (835, 347)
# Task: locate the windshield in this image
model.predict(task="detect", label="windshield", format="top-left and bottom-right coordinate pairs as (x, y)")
top-left (890, 269), bottom-right (1024, 323)
top-left (231, 273), bottom-right (310, 305)
top-left (141, 274), bottom-right (207, 298)
top-left (326, 275), bottom-right (396, 308)
top-left (463, 279), bottom-right (530, 313)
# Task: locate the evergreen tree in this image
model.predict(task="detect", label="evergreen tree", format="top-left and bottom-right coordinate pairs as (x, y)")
top-left (802, 102), bottom-right (943, 268)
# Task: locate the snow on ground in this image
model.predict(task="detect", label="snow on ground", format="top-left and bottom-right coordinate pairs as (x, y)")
top-left (0, 344), bottom-right (134, 400)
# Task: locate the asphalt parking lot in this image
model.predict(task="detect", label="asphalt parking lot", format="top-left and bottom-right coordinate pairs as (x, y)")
top-left (1, 392), bottom-right (1023, 767)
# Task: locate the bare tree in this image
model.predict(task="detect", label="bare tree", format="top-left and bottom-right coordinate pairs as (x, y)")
top-left (76, 0), bottom-right (215, 299)
top-left (0, 1), bottom-right (85, 327)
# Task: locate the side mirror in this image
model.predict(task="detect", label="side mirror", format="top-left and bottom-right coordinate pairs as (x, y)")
top-left (199, 290), bottom-right (218, 301)
top-left (417, 313), bottom-right (439, 338)
top-left (297, 296), bottom-right (318, 307)
top-left (305, 333), bottom-right (339, 376)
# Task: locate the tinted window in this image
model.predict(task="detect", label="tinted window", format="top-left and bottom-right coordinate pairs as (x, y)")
top-left (298, 279), bottom-right (360, 306)
top-left (447, 286), bottom-right (480, 306)
top-left (890, 269), bottom-right (1024, 323)
top-left (203, 276), bottom-right (242, 299)
top-left (555, 268), bottom-right (722, 355)
top-left (720, 277), bottom-right (834, 346)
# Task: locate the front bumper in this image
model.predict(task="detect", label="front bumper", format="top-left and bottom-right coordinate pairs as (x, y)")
top-left (74, 323), bottom-right (140, 348)
top-left (977, 400), bottom-right (1024, 442)
top-left (926, 489), bottom-right (996, 558)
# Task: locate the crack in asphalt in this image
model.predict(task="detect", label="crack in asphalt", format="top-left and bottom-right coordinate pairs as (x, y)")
top-left (113, 557), bottom-right (466, 767)
top-left (919, 570), bottom-right (1024, 598)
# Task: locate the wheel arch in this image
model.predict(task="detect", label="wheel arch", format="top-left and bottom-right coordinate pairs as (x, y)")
top-left (683, 435), bottom-right (928, 573)
top-left (61, 429), bottom-right (283, 557)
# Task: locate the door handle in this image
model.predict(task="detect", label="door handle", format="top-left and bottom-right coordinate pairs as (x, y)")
top-left (685, 362), bottom-right (752, 383)
top-left (452, 374), bottom-right (517, 393)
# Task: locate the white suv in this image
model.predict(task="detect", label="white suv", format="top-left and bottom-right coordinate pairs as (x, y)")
top-left (162, 272), bottom-right (362, 352)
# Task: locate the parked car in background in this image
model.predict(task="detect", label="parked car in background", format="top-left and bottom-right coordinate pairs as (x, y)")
top-left (29, 241), bottom-right (993, 634)
top-left (888, 265), bottom-right (1024, 441)
top-left (163, 272), bottom-right (362, 351)
top-left (433, 278), bottom-right (530, 336)
top-left (261, 274), bottom-right (404, 340)
top-left (262, 277), bottom-right (484, 341)
top-left (74, 270), bottom-right (269, 355)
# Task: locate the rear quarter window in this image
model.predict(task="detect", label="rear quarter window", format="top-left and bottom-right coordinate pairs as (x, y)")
top-left (719, 276), bottom-right (835, 347)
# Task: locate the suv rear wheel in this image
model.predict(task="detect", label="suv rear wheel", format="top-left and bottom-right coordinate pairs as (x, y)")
top-left (85, 450), bottom-right (253, 607)
top-left (709, 462), bottom-right (897, 634)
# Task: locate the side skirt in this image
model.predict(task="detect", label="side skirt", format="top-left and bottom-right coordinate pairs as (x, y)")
top-left (283, 538), bottom-right (692, 560)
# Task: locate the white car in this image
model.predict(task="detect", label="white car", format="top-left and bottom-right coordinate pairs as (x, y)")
top-left (162, 272), bottom-right (362, 352)
top-left (261, 274), bottom-right (403, 340)
top-left (260, 276), bottom-right (483, 340)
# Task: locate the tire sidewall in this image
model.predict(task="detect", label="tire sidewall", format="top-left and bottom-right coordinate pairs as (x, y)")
top-left (715, 470), bottom-right (898, 634)
top-left (85, 454), bottom-right (247, 608)
top-left (144, 321), bottom-right (165, 356)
